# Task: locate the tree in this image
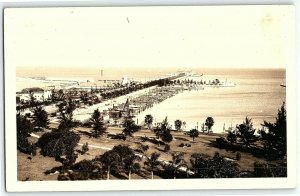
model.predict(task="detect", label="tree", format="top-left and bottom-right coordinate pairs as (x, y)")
top-left (97, 150), bottom-right (121, 180)
top-left (236, 117), bottom-right (257, 146)
top-left (113, 145), bottom-right (141, 180)
top-left (169, 152), bottom-right (188, 179)
top-left (122, 117), bottom-right (139, 137)
top-left (205, 117), bottom-right (214, 133)
top-left (260, 102), bottom-right (287, 159)
top-left (153, 117), bottom-right (173, 144)
top-left (100, 145), bottom-right (141, 180)
top-left (16, 114), bottom-right (36, 155)
top-left (144, 114), bottom-right (153, 129)
top-left (227, 130), bottom-right (237, 144)
top-left (31, 106), bottom-right (49, 131)
top-left (37, 130), bottom-right (80, 167)
top-left (187, 129), bottom-right (199, 142)
top-left (89, 109), bottom-right (106, 138)
top-left (161, 129), bottom-right (173, 143)
top-left (144, 152), bottom-right (161, 179)
top-left (174, 119), bottom-right (182, 131)
top-left (57, 99), bottom-right (79, 131)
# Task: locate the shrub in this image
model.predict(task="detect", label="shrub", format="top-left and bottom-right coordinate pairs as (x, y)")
top-left (215, 137), bottom-right (227, 147)
top-left (164, 144), bottom-right (170, 152)
top-left (190, 152), bottom-right (239, 178)
top-left (81, 142), bottom-right (89, 155)
top-left (253, 161), bottom-right (273, 177)
top-left (253, 161), bottom-right (287, 177)
top-left (69, 159), bottom-right (103, 180)
top-left (57, 174), bottom-right (70, 181)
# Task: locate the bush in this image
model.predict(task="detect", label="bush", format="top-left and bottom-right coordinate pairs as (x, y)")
top-left (215, 137), bottom-right (228, 147)
top-left (179, 143), bottom-right (185, 147)
top-left (190, 152), bottom-right (239, 178)
top-left (69, 159), bottom-right (103, 180)
top-left (57, 174), bottom-right (70, 181)
top-left (81, 142), bottom-right (89, 155)
top-left (164, 144), bottom-right (170, 152)
top-left (253, 161), bottom-right (287, 177)
top-left (178, 143), bottom-right (191, 148)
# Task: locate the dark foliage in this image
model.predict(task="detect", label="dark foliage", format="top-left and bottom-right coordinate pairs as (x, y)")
top-left (214, 137), bottom-right (265, 157)
top-left (164, 144), bottom-right (170, 152)
top-left (178, 143), bottom-right (191, 148)
top-left (81, 142), bottom-right (89, 155)
top-left (96, 145), bottom-right (141, 179)
top-left (144, 152), bottom-right (161, 179)
top-left (144, 114), bottom-right (153, 129)
top-left (108, 133), bottom-right (127, 140)
top-left (205, 117), bottom-right (214, 132)
top-left (153, 118), bottom-right (173, 143)
top-left (31, 106), bottom-right (49, 130)
top-left (190, 152), bottom-right (239, 178)
top-left (122, 117), bottom-right (140, 137)
top-left (57, 174), bottom-right (70, 181)
top-left (260, 102), bottom-right (287, 159)
top-left (37, 130), bottom-right (80, 166)
top-left (187, 128), bottom-right (199, 142)
top-left (253, 161), bottom-right (287, 177)
top-left (57, 100), bottom-right (79, 131)
top-left (236, 117), bottom-right (257, 146)
top-left (227, 130), bottom-right (237, 144)
top-left (89, 109), bottom-right (107, 138)
top-left (16, 114), bottom-right (36, 155)
top-left (68, 159), bottom-right (103, 180)
top-left (174, 119), bottom-right (182, 131)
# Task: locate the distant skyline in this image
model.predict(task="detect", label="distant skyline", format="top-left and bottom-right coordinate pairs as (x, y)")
top-left (5, 6), bottom-right (294, 70)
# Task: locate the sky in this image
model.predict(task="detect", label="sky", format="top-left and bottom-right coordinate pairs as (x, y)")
top-left (4, 6), bottom-right (294, 70)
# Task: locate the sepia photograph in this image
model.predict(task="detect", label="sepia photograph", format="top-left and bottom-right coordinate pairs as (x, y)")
top-left (4, 5), bottom-right (296, 191)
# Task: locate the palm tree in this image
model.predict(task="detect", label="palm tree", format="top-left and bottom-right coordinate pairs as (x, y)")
top-left (97, 150), bottom-right (120, 180)
top-left (112, 145), bottom-right (141, 180)
top-left (144, 152), bottom-right (161, 179)
top-left (205, 117), bottom-right (215, 133)
top-left (187, 128), bottom-right (199, 142)
top-left (170, 152), bottom-right (188, 179)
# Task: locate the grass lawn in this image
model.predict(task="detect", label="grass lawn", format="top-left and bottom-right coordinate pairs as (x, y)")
top-left (18, 126), bottom-right (282, 181)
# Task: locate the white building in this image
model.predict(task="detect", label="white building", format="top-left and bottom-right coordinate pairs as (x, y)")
top-left (16, 89), bottom-right (52, 104)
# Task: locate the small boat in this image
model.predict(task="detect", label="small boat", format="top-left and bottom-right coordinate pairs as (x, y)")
top-left (280, 84), bottom-right (286, 87)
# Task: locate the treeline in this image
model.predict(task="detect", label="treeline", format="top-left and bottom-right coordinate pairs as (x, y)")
top-left (214, 103), bottom-right (287, 161)
top-left (101, 77), bottom-right (175, 99)
top-left (16, 100), bottom-right (287, 180)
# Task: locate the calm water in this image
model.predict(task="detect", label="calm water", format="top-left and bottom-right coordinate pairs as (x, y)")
top-left (135, 68), bottom-right (286, 132)
top-left (17, 67), bottom-right (286, 133)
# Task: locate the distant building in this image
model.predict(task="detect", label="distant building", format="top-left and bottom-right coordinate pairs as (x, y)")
top-left (16, 88), bottom-right (52, 104)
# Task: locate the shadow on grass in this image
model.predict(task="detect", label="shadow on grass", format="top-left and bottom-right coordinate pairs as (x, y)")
top-left (110, 172), bottom-right (128, 180)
